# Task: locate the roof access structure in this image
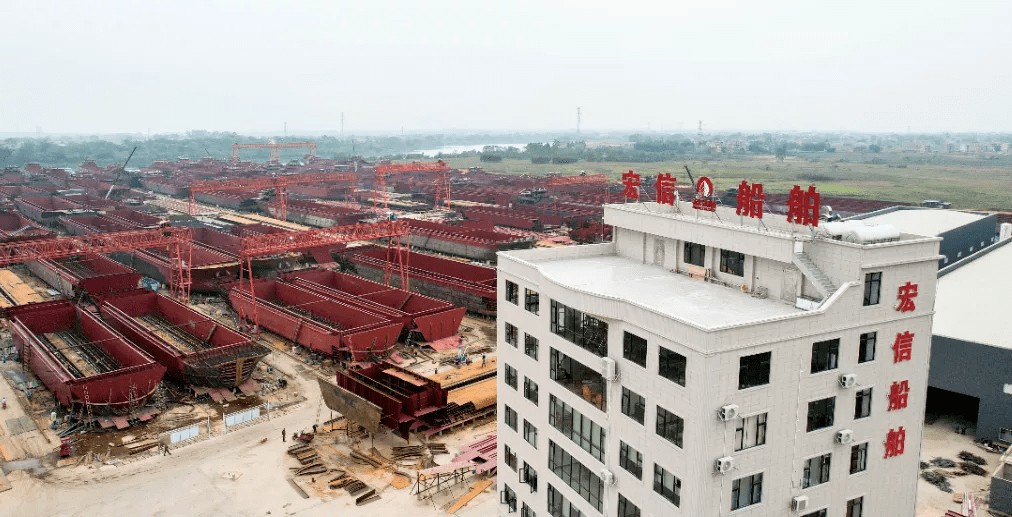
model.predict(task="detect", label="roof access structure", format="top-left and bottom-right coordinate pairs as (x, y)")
top-left (0, 227), bottom-right (193, 300)
top-left (188, 171), bottom-right (357, 220)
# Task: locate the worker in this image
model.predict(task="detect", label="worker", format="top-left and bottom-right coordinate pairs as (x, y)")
top-left (312, 424), bottom-right (318, 434)
top-left (281, 428), bottom-right (286, 442)
top-left (2, 396), bottom-right (6, 410)
top-left (481, 354), bottom-right (486, 367)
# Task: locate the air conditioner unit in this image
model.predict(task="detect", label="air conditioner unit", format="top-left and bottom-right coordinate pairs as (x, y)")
top-left (718, 404), bottom-right (740, 421)
top-left (836, 429), bottom-right (854, 444)
top-left (601, 357), bottom-right (618, 382)
top-left (714, 456), bottom-right (734, 475)
top-left (839, 373), bottom-right (858, 388)
top-left (599, 469), bottom-right (616, 486)
top-left (791, 495), bottom-right (809, 512)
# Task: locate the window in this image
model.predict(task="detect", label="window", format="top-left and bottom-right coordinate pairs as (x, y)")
top-left (522, 503), bottom-right (536, 517)
top-left (550, 300), bottom-right (609, 356)
top-left (730, 472), bottom-right (763, 510)
top-left (802, 511), bottom-right (828, 517)
top-left (807, 397), bottom-right (835, 432)
top-left (524, 377), bottom-right (539, 406)
top-left (720, 249), bottom-right (745, 276)
top-left (684, 241), bottom-right (705, 267)
top-left (738, 351), bottom-right (771, 389)
top-left (622, 332), bottom-right (647, 367)
top-left (617, 494), bottom-right (641, 517)
top-left (618, 441), bottom-right (643, 479)
top-left (854, 388), bottom-right (872, 419)
top-left (525, 334), bottom-right (540, 360)
top-left (547, 484), bottom-right (584, 517)
top-left (505, 323), bottom-right (518, 347)
top-left (525, 289), bottom-right (540, 314)
top-left (655, 406), bottom-right (684, 448)
top-left (521, 462), bottom-right (539, 493)
top-left (506, 280), bottom-right (519, 304)
top-left (734, 412), bottom-right (767, 451)
top-left (810, 338), bottom-right (840, 373)
top-left (524, 420), bottom-right (539, 449)
top-left (658, 346), bottom-right (687, 386)
top-left (505, 364), bottom-right (518, 389)
top-left (858, 332), bottom-right (876, 363)
top-left (863, 272), bottom-right (881, 306)
top-left (505, 404), bottom-right (518, 431)
top-left (502, 483), bottom-right (517, 513)
top-left (620, 387), bottom-right (646, 424)
top-left (548, 440), bottom-right (604, 512)
top-left (847, 496), bottom-right (864, 517)
top-left (802, 453), bottom-right (831, 488)
top-left (652, 464), bottom-right (682, 507)
top-left (550, 348), bottom-right (607, 411)
top-left (548, 394), bottom-right (606, 461)
top-left (850, 443), bottom-right (868, 474)
top-left (504, 444), bottom-right (518, 470)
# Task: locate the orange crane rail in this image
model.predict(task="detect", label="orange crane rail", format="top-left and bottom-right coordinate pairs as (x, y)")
top-left (231, 142), bottom-right (317, 163)
top-left (0, 227), bottom-right (193, 300)
top-left (234, 220), bottom-right (411, 335)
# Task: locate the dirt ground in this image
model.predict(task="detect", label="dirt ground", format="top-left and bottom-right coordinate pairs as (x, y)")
top-left (915, 416), bottom-right (1002, 516)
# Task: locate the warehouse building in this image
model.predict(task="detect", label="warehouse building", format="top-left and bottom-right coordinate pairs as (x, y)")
top-left (849, 206), bottom-right (996, 267)
top-left (497, 198), bottom-right (940, 517)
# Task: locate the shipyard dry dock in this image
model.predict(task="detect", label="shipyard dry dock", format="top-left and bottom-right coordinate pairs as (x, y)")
top-left (98, 289), bottom-right (269, 389)
top-left (7, 300), bottom-right (166, 414)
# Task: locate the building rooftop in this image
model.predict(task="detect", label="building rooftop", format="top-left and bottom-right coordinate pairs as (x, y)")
top-left (857, 207), bottom-right (988, 237)
top-left (527, 253), bottom-right (803, 330)
top-left (933, 239), bottom-right (1012, 349)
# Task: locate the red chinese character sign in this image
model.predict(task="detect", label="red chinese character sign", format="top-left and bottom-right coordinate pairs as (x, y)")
top-left (896, 282), bottom-right (918, 312)
top-left (884, 427), bottom-right (906, 458)
top-left (656, 173), bottom-right (677, 205)
top-left (892, 331), bottom-right (913, 363)
top-left (691, 177), bottom-right (716, 212)
top-left (622, 170), bottom-right (641, 200)
top-left (888, 380), bottom-right (910, 411)
top-left (786, 185), bottom-right (821, 226)
top-left (735, 181), bottom-right (765, 219)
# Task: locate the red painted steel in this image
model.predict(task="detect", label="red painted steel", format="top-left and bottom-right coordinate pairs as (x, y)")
top-left (99, 290), bottom-right (268, 388)
top-left (7, 300), bottom-right (167, 413)
top-left (373, 161), bottom-right (449, 211)
top-left (228, 279), bottom-right (403, 360)
top-left (188, 170), bottom-right (356, 219)
top-left (281, 269), bottom-right (466, 341)
top-left (231, 141), bottom-right (317, 163)
top-left (335, 362), bottom-right (448, 439)
top-left (0, 211), bottom-right (52, 241)
top-left (28, 254), bottom-right (142, 298)
top-left (544, 174), bottom-right (609, 187)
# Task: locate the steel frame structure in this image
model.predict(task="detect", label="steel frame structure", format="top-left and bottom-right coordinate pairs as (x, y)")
top-left (234, 220), bottom-right (411, 335)
top-left (188, 171), bottom-right (357, 220)
top-left (231, 142), bottom-right (317, 163)
top-left (374, 161), bottom-right (450, 212)
top-left (0, 227), bottom-right (193, 300)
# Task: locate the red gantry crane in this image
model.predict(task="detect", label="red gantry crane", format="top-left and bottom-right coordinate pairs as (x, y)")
top-left (374, 161), bottom-right (451, 212)
top-left (234, 220), bottom-right (411, 335)
top-left (231, 142), bottom-right (317, 163)
top-left (189, 171), bottom-right (358, 220)
top-left (0, 227), bottom-right (193, 300)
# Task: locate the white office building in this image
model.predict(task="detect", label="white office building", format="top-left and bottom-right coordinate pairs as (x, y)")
top-left (496, 199), bottom-right (940, 517)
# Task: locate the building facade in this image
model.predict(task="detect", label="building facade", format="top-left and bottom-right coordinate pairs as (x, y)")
top-left (497, 200), bottom-right (940, 517)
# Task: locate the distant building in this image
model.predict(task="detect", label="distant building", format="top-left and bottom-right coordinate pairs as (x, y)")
top-left (849, 207), bottom-right (997, 267)
top-left (497, 199), bottom-right (939, 517)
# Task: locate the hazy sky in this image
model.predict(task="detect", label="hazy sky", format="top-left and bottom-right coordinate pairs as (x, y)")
top-left (3, 0), bottom-right (1011, 135)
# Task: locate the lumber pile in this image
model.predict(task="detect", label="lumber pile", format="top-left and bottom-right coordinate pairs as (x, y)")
top-left (327, 471), bottom-right (380, 505)
top-left (391, 443), bottom-right (448, 461)
top-left (122, 437), bottom-right (160, 455)
top-left (350, 449), bottom-right (383, 468)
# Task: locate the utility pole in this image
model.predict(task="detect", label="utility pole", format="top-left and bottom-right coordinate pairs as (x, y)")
top-left (698, 120), bottom-right (703, 138)
top-left (576, 107), bottom-right (581, 134)
top-left (284, 122), bottom-right (287, 137)
top-left (341, 112), bottom-right (344, 139)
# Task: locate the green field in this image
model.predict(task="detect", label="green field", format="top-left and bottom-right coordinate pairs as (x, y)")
top-left (439, 153), bottom-right (1012, 211)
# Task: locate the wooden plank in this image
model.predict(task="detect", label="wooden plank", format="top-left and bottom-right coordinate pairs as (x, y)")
top-left (446, 478), bottom-right (493, 514)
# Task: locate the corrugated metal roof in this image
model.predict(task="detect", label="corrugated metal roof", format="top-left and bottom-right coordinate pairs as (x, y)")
top-left (933, 239), bottom-right (1012, 349)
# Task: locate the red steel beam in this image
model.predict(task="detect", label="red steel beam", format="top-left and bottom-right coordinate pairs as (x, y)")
top-left (544, 174), bottom-right (610, 187)
top-left (188, 172), bottom-right (357, 219)
top-left (0, 227), bottom-right (193, 300)
top-left (374, 161), bottom-right (449, 211)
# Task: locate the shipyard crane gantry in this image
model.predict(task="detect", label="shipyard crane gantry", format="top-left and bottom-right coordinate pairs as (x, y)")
top-left (233, 220), bottom-right (411, 335)
top-left (0, 227), bottom-right (193, 300)
top-left (231, 142), bottom-right (317, 163)
top-left (189, 171), bottom-right (357, 220)
top-left (374, 161), bottom-right (451, 212)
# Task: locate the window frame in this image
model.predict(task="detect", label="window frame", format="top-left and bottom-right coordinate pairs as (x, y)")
top-left (854, 387), bottom-right (872, 419)
top-left (524, 333), bottom-right (539, 360)
top-left (802, 452), bottom-right (832, 488)
top-left (504, 444), bottom-right (518, 471)
top-left (652, 463), bottom-right (682, 507)
top-left (617, 494), bottom-right (641, 517)
top-left (806, 396), bottom-right (836, 432)
top-left (505, 322), bottom-right (518, 347)
top-left (523, 419), bottom-right (538, 449)
top-left (734, 412), bottom-right (768, 451)
top-left (858, 332), bottom-right (876, 363)
top-left (504, 404), bottom-right (518, 431)
top-left (683, 241), bottom-right (705, 267)
top-left (730, 472), bottom-right (763, 510)
top-left (506, 280), bottom-right (519, 304)
top-left (719, 249), bottom-right (745, 276)
top-left (850, 442), bottom-right (868, 474)
top-left (620, 387), bottom-right (646, 425)
top-left (525, 288), bottom-right (540, 315)
top-left (548, 440), bottom-right (604, 512)
top-left (810, 338), bottom-right (840, 374)
top-left (802, 510), bottom-right (828, 517)
top-left (738, 351), bottom-right (772, 389)
top-left (618, 441), bottom-right (643, 479)
top-left (847, 496), bottom-right (864, 517)
top-left (505, 364), bottom-right (518, 389)
top-left (550, 300), bottom-right (609, 357)
top-left (655, 406), bottom-right (684, 448)
top-left (622, 331), bottom-right (648, 368)
top-left (548, 394), bottom-right (606, 462)
top-left (658, 346), bottom-right (687, 386)
top-left (863, 272), bottom-right (881, 306)
top-left (524, 377), bottom-right (539, 406)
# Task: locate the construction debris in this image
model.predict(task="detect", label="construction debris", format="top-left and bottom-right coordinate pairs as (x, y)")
top-left (921, 470), bottom-right (954, 493)
top-left (930, 457), bottom-right (957, 468)
top-left (959, 462), bottom-right (987, 476)
top-left (958, 451), bottom-right (987, 465)
top-left (295, 463), bottom-right (326, 477)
